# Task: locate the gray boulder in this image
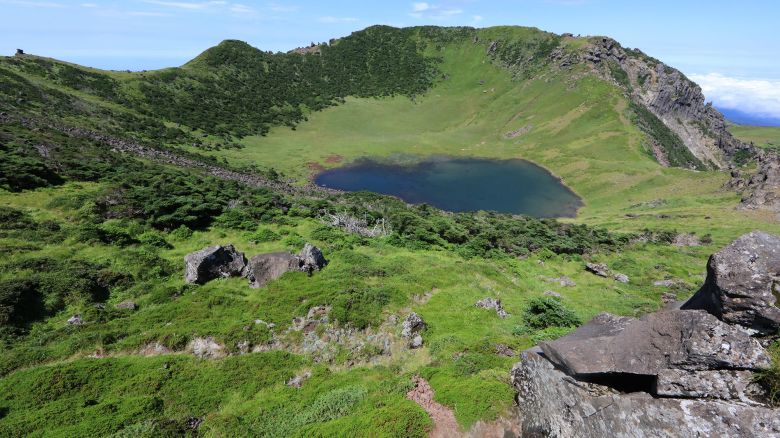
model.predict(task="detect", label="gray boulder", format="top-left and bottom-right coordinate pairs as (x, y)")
top-left (682, 231), bottom-right (780, 335)
top-left (511, 349), bottom-right (780, 438)
top-left (540, 310), bottom-right (770, 377)
top-left (402, 312), bottom-right (426, 338)
top-left (585, 262), bottom-right (610, 277)
top-left (298, 243), bottom-right (326, 272)
top-left (475, 297), bottom-right (509, 318)
top-left (66, 315), bottom-right (84, 326)
top-left (115, 300), bottom-right (137, 311)
top-left (184, 244), bottom-right (247, 284)
top-left (244, 252), bottom-right (300, 288)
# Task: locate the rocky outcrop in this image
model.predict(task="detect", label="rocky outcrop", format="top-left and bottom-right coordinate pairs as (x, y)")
top-left (574, 37), bottom-right (750, 168)
top-left (184, 244), bottom-right (247, 284)
top-left (682, 231), bottom-right (780, 334)
top-left (585, 262), bottom-right (629, 283)
top-left (402, 312), bottom-right (426, 349)
top-left (539, 310), bottom-right (769, 377)
top-left (510, 232), bottom-right (780, 438)
top-left (475, 297), bottom-right (509, 318)
top-left (115, 300), bottom-right (137, 311)
top-left (511, 349), bottom-right (780, 438)
top-left (728, 151), bottom-right (780, 214)
top-left (298, 243), bottom-right (327, 273)
top-left (244, 252), bottom-right (301, 288)
top-left (66, 315), bottom-right (84, 326)
top-left (188, 337), bottom-right (226, 359)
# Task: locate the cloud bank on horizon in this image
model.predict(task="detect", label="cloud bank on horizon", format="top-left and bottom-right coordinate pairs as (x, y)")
top-left (691, 73), bottom-right (780, 123)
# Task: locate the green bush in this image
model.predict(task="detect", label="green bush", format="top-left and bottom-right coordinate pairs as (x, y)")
top-left (523, 296), bottom-right (581, 330)
top-left (248, 228), bottom-right (281, 243)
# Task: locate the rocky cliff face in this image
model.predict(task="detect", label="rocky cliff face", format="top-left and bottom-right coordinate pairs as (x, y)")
top-left (510, 231), bottom-right (780, 438)
top-left (567, 36), bottom-right (750, 169)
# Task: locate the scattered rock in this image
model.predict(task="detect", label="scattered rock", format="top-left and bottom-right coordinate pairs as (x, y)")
top-left (244, 252), bottom-right (300, 288)
top-left (306, 305), bottom-right (331, 320)
top-left (585, 262), bottom-right (610, 277)
top-left (188, 337), bottom-right (225, 359)
top-left (495, 344), bottom-right (516, 357)
top-left (682, 231), bottom-right (780, 335)
top-left (543, 290), bottom-right (562, 298)
top-left (661, 292), bottom-right (678, 304)
top-left (115, 300), bottom-right (137, 311)
top-left (613, 273), bottom-right (630, 283)
top-left (298, 243), bottom-right (327, 273)
top-left (184, 244), bottom-right (246, 284)
top-left (504, 125), bottom-right (532, 139)
top-left (402, 312), bottom-right (426, 348)
top-left (286, 370), bottom-right (312, 388)
top-left (673, 233), bottom-right (701, 247)
top-left (475, 297), bottom-right (509, 318)
top-left (541, 276), bottom-right (576, 287)
top-left (653, 279), bottom-right (682, 288)
top-left (139, 342), bottom-right (172, 356)
top-left (66, 315), bottom-right (84, 326)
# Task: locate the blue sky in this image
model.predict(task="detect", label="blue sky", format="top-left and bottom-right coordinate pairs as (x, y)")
top-left (2, 0), bottom-right (779, 121)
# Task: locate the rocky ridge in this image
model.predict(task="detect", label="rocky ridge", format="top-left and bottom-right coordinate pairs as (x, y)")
top-left (567, 36), bottom-right (750, 168)
top-left (510, 231), bottom-right (780, 438)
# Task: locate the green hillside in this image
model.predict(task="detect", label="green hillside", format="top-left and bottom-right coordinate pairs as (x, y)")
top-left (731, 124), bottom-right (780, 149)
top-left (0, 25), bottom-right (778, 436)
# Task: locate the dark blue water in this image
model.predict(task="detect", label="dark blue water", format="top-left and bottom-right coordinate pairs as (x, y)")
top-left (314, 156), bottom-right (582, 217)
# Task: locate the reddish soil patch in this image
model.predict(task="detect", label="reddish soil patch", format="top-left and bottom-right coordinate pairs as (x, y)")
top-left (324, 154), bottom-right (344, 164)
top-left (407, 376), bottom-right (459, 438)
top-left (306, 162), bottom-right (326, 173)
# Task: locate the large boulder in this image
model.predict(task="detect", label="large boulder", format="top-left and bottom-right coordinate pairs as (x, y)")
top-left (184, 244), bottom-right (247, 284)
top-left (511, 349), bottom-right (780, 438)
top-left (539, 310), bottom-right (770, 377)
top-left (682, 231), bottom-right (780, 334)
top-left (244, 252), bottom-right (300, 288)
top-left (298, 243), bottom-right (327, 272)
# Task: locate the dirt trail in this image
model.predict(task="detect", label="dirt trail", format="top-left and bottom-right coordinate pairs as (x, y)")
top-left (407, 376), bottom-right (460, 438)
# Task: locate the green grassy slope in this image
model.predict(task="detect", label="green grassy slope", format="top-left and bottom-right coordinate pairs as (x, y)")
top-left (1, 25), bottom-right (779, 436)
top-left (731, 124), bottom-right (780, 149)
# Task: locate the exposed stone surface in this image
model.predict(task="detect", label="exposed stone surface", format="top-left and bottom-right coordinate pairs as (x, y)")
top-left (541, 275), bottom-right (576, 287)
top-left (613, 273), bottom-right (630, 283)
top-left (543, 290), bottom-right (562, 298)
top-left (495, 344), bottom-right (516, 357)
top-left (115, 300), bottom-right (137, 311)
top-left (574, 37), bottom-right (750, 168)
top-left (731, 151), bottom-right (780, 213)
top-left (66, 315), bottom-right (84, 326)
top-left (402, 312), bottom-right (426, 347)
top-left (540, 310), bottom-right (770, 377)
top-left (510, 349), bottom-right (780, 438)
top-left (475, 297), bottom-right (509, 318)
top-left (682, 231), bottom-right (780, 334)
top-left (244, 252), bottom-right (300, 288)
top-left (286, 370), bottom-right (312, 388)
top-left (654, 369), bottom-right (762, 402)
top-left (188, 337), bottom-right (225, 359)
top-left (298, 243), bottom-right (327, 272)
top-left (184, 244), bottom-right (246, 284)
top-left (585, 262), bottom-right (610, 277)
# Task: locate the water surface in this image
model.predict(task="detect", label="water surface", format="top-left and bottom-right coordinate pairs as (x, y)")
top-left (314, 156), bottom-right (582, 217)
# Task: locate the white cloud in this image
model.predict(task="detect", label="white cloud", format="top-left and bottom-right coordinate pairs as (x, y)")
top-left (128, 10), bottom-right (169, 16)
top-left (142, 0), bottom-right (225, 10)
top-left (318, 16), bottom-right (359, 23)
top-left (267, 2), bottom-right (298, 12)
top-left (408, 2), bottom-right (464, 20)
top-left (472, 15), bottom-right (483, 22)
top-left (690, 73), bottom-right (780, 120)
top-left (412, 2), bottom-right (430, 12)
top-left (229, 3), bottom-right (254, 13)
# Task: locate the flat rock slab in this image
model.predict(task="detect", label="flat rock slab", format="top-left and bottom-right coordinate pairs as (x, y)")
top-left (539, 310), bottom-right (770, 377)
top-left (655, 369), bottom-right (760, 401)
top-left (682, 231), bottom-right (780, 334)
top-left (511, 350), bottom-right (780, 438)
